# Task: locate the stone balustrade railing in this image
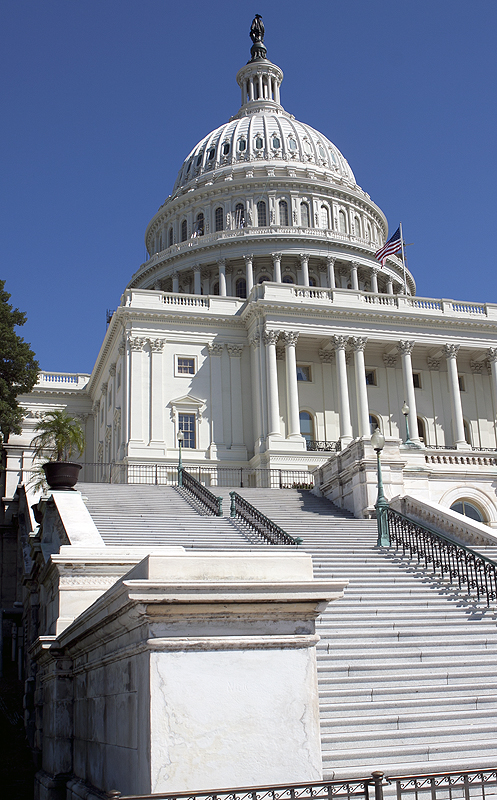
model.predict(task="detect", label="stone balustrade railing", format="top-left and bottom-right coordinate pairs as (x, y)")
top-left (36, 372), bottom-right (90, 389)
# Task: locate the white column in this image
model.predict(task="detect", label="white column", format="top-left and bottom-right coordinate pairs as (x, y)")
top-left (300, 254), bottom-right (310, 287)
top-left (371, 267), bottom-right (379, 294)
top-left (386, 277), bottom-right (394, 295)
top-left (250, 333), bottom-right (264, 448)
top-left (128, 336), bottom-right (146, 442)
top-left (226, 344), bottom-right (244, 448)
top-left (258, 73), bottom-right (263, 100)
top-left (244, 254), bottom-right (254, 295)
top-left (443, 344), bottom-right (468, 448)
top-left (326, 256), bottom-right (336, 289)
top-left (281, 332), bottom-right (302, 439)
top-left (218, 259), bottom-right (227, 296)
top-left (350, 337), bottom-right (370, 438)
top-left (148, 339), bottom-right (165, 443)
top-left (333, 336), bottom-right (353, 445)
top-left (248, 78), bottom-right (254, 101)
top-left (350, 262), bottom-right (359, 291)
top-left (193, 264), bottom-right (202, 295)
top-left (272, 253), bottom-right (282, 283)
top-left (172, 271), bottom-right (179, 293)
top-left (397, 341), bottom-right (420, 445)
top-left (208, 343), bottom-right (225, 453)
top-left (487, 349), bottom-right (497, 446)
top-left (263, 329), bottom-right (281, 437)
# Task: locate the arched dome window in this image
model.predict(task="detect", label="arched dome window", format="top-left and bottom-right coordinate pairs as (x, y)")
top-left (195, 213), bottom-right (204, 236)
top-left (215, 207), bottom-right (224, 232)
top-left (300, 202), bottom-right (310, 227)
top-left (272, 136), bottom-right (281, 149)
top-left (339, 210), bottom-right (347, 234)
top-left (288, 138), bottom-right (297, 152)
top-left (235, 203), bottom-right (245, 228)
top-left (255, 136), bottom-right (264, 150)
top-left (181, 220), bottom-right (188, 242)
top-left (354, 216), bottom-right (362, 237)
top-left (257, 201), bottom-right (267, 227)
top-left (282, 275), bottom-right (294, 284)
top-left (258, 275), bottom-right (271, 284)
top-left (450, 500), bottom-right (484, 524)
top-left (222, 142), bottom-right (230, 156)
top-left (318, 144), bottom-right (326, 159)
top-left (299, 411), bottom-right (314, 444)
top-left (207, 147), bottom-right (216, 161)
top-left (303, 139), bottom-right (311, 155)
top-left (279, 200), bottom-right (289, 226)
top-left (320, 205), bottom-right (330, 229)
top-left (238, 138), bottom-right (246, 152)
top-left (196, 152), bottom-right (203, 167)
top-left (168, 227), bottom-right (173, 247)
top-left (367, 223), bottom-right (372, 242)
top-left (235, 278), bottom-right (247, 298)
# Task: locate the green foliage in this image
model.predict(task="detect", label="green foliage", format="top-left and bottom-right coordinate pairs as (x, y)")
top-left (31, 410), bottom-right (85, 463)
top-left (0, 280), bottom-right (39, 441)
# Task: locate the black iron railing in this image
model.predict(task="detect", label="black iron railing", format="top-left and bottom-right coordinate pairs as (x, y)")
top-left (229, 491), bottom-right (302, 546)
top-left (306, 440), bottom-right (341, 452)
top-left (387, 507), bottom-right (497, 605)
top-left (105, 769), bottom-right (497, 800)
top-left (180, 469), bottom-right (223, 516)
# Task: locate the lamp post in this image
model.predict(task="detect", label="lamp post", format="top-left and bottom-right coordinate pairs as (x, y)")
top-left (402, 401), bottom-right (413, 446)
top-left (371, 427), bottom-right (390, 547)
top-left (177, 429), bottom-right (184, 486)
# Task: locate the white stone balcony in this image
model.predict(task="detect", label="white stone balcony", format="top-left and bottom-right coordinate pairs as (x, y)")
top-left (36, 372), bottom-right (90, 390)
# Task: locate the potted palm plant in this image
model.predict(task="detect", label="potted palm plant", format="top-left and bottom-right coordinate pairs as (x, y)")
top-left (30, 410), bottom-right (85, 490)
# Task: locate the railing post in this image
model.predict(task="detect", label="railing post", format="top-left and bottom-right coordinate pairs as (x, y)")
top-left (230, 491), bottom-right (236, 518)
top-left (216, 496), bottom-right (223, 517)
top-left (155, 463), bottom-right (158, 485)
top-left (371, 772), bottom-right (384, 800)
top-left (279, 469), bottom-right (282, 488)
top-left (178, 466), bottom-right (183, 487)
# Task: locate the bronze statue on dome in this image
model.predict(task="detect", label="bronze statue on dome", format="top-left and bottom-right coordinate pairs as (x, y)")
top-left (249, 15), bottom-right (267, 61)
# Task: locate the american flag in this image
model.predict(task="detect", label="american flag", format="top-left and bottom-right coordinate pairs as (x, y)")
top-left (375, 226), bottom-right (402, 265)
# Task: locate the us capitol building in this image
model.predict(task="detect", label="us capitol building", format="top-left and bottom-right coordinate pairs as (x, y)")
top-left (5, 16), bottom-right (497, 524)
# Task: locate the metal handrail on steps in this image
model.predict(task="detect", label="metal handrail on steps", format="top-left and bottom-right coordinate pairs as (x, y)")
top-left (386, 507), bottom-right (497, 605)
top-left (229, 490), bottom-right (302, 546)
top-left (103, 768), bottom-right (497, 800)
top-left (179, 468), bottom-right (223, 516)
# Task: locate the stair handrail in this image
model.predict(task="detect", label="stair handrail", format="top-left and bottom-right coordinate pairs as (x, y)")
top-left (386, 506), bottom-right (497, 605)
top-left (179, 468), bottom-right (223, 516)
top-left (229, 491), bottom-right (302, 546)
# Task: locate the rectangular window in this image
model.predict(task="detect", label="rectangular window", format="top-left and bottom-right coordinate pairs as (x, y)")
top-left (365, 370), bottom-right (377, 386)
top-left (458, 375), bottom-right (465, 392)
top-left (412, 372), bottom-right (422, 389)
top-left (179, 414), bottom-right (196, 448)
top-left (297, 365), bottom-right (312, 382)
top-left (176, 356), bottom-right (196, 375)
top-left (117, 368), bottom-right (121, 390)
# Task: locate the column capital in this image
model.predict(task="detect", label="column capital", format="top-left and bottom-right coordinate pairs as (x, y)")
top-left (128, 336), bottom-right (146, 352)
top-left (109, 363), bottom-right (116, 377)
top-left (281, 331), bottom-right (299, 347)
top-left (443, 343), bottom-right (460, 359)
top-left (171, 270), bottom-right (179, 279)
top-left (249, 334), bottom-right (260, 349)
top-left (319, 348), bottom-right (335, 364)
top-left (325, 255), bottom-right (336, 266)
top-left (263, 329), bottom-right (280, 347)
top-left (244, 253), bottom-right (254, 264)
top-left (332, 335), bottom-right (348, 351)
top-left (299, 253), bottom-right (309, 264)
top-left (349, 336), bottom-right (367, 352)
top-left (382, 353), bottom-right (397, 368)
top-left (350, 260), bottom-right (360, 270)
top-left (207, 343), bottom-right (224, 356)
top-left (271, 252), bottom-right (282, 262)
top-left (217, 258), bottom-right (226, 268)
top-left (148, 338), bottom-right (165, 352)
top-left (193, 263), bottom-right (202, 273)
top-left (118, 340), bottom-right (126, 356)
top-left (226, 344), bottom-right (244, 358)
top-left (371, 266), bottom-right (380, 276)
top-left (101, 382), bottom-right (108, 396)
top-left (397, 340), bottom-right (415, 356)
top-left (427, 357), bottom-right (440, 371)
top-left (487, 347), bottom-right (497, 363)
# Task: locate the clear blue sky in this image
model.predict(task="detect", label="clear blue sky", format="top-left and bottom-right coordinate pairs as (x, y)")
top-left (1, 1), bottom-right (496, 373)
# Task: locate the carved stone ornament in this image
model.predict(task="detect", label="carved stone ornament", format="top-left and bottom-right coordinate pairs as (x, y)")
top-left (318, 349), bottom-right (335, 364)
top-left (427, 357), bottom-right (440, 371)
top-left (299, 254), bottom-right (309, 266)
top-left (271, 252), bottom-right (282, 263)
top-left (109, 363), bottom-right (116, 377)
top-left (148, 338), bottom-right (165, 353)
top-left (332, 335), bottom-right (348, 351)
top-left (193, 264), bottom-right (202, 274)
top-left (207, 343), bottom-right (224, 356)
top-left (487, 348), bottom-right (497, 364)
top-left (349, 336), bottom-right (367, 352)
top-left (97, 442), bottom-right (104, 460)
top-left (470, 360), bottom-right (484, 374)
top-left (443, 344), bottom-right (460, 359)
top-left (105, 426), bottom-right (112, 443)
top-left (326, 256), bottom-right (336, 267)
top-left (281, 331), bottom-right (299, 347)
top-left (249, 334), bottom-right (260, 349)
top-left (397, 341), bottom-right (415, 356)
top-left (226, 344), bottom-right (244, 358)
top-left (217, 258), bottom-right (226, 269)
top-left (113, 408), bottom-right (121, 425)
top-left (101, 382), bottom-right (108, 396)
top-left (128, 336), bottom-right (146, 352)
top-left (92, 401), bottom-right (100, 415)
top-left (382, 354), bottom-right (397, 368)
top-left (118, 340), bottom-right (126, 356)
top-left (243, 254), bottom-right (254, 265)
top-left (263, 329), bottom-right (280, 347)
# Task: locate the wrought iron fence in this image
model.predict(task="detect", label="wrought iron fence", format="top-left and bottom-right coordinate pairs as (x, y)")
top-left (180, 469), bottom-right (223, 516)
top-left (105, 769), bottom-right (497, 800)
top-left (387, 507), bottom-right (497, 605)
top-left (229, 490), bottom-right (302, 546)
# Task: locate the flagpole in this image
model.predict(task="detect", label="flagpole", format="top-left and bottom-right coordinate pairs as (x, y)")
top-left (399, 221), bottom-right (407, 294)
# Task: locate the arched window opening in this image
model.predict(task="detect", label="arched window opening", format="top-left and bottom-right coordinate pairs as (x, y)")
top-left (215, 207), bottom-right (224, 232)
top-left (181, 220), bottom-right (187, 242)
top-left (301, 202), bottom-right (310, 227)
top-left (282, 275), bottom-right (294, 284)
top-left (257, 200), bottom-right (267, 227)
top-left (367, 223), bottom-right (372, 242)
top-left (320, 205), bottom-right (330, 229)
top-left (194, 212), bottom-right (204, 236)
top-left (279, 200), bottom-right (289, 226)
top-left (450, 500), bottom-right (484, 524)
top-left (196, 152), bottom-right (203, 167)
top-left (369, 415), bottom-right (381, 435)
top-left (238, 139), bottom-right (246, 152)
top-left (339, 210), bottom-right (347, 234)
top-left (255, 136), bottom-right (264, 150)
top-left (258, 275), bottom-right (271, 284)
top-left (417, 417), bottom-right (427, 443)
top-left (213, 282), bottom-right (220, 296)
top-left (299, 411), bottom-right (314, 444)
top-left (309, 277), bottom-right (317, 287)
top-left (272, 136), bottom-right (281, 149)
top-left (235, 203), bottom-right (245, 228)
top-left (463, 420), bottom-right (472, 445)
top-left (168, 227), bottom-right (173, 247)
top-left (222, 142), bottom-right (230, 156)
top-left (354, 216), bottom-right (362, 237)
top-left (208, 147), bottom-right (216, 161)
top-left (235, 278), bottom-right (247, 298)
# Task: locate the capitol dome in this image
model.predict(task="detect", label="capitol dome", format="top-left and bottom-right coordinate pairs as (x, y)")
top-left (130, 20), bottom-right (414, 297)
